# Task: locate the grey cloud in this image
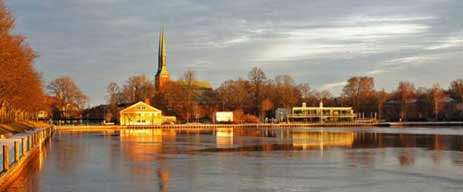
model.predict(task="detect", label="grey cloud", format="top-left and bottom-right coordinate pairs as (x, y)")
top-left (6, 0), bottom-right (463, 104)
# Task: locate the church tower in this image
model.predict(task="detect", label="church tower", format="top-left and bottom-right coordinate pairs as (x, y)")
top-left (155, 28), bottom-right (170, 91)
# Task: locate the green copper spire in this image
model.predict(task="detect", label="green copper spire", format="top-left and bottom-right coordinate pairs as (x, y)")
top-left (157, 27), bottom-right (169, 76)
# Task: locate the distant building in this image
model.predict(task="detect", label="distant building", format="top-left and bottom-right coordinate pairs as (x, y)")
top-left (155, 28), bottom-right (170, 91)
top-left (151, 28), bottom-right (216, 122)
top-left (37, 110), bottom-right (49, 120)
top-left (215, 111), bottom-right (233, 123)
top-left (119, 101), bottom-right (164, 125)
top-left (288, 102), bottom-right (356, 123)
top-left (154, 28), bottom-right (213, 93)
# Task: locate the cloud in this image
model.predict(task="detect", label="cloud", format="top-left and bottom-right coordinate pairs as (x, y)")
top-left (7, 0), bottom-right (462, 105)
top-left (384, 55), bottom-right (440, 67)
top-left (362, 52), bottom-right (453, 78)
top-left (319, 81), bottom-right (348, 92)
top-left (256, 22), bottom-right (430, 62)
top-left (341, 15), bottom-right (436, 25)
top-left (283, 24), bottom-right (429, 41)
top-left (223, 36), bottom-right (250, 45)
top-left (425, 34), bottom-right (463, 50)
top-left (365, 69), bottom-right (388, 76)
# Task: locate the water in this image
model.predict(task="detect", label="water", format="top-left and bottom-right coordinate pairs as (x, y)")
top-left (5, 127), bottom-right (463, 192)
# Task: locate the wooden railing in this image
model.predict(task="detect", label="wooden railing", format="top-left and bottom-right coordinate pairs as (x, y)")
top-left (0, 126), bottom-right (54, 190)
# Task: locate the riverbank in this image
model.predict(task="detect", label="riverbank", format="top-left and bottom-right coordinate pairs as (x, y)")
top-left (380, 121), bottom-right (463, 127)
top-left (0, 127), bottom-right (54, 191)
top-left (0, 122), bottom-right (50, 138)
top-left (56, 122), bottom-right (375, 131)
top-left (55, 121), bottom-right (463, 131)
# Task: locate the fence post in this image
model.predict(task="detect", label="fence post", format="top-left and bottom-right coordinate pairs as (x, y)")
top-left (27, 136), bottom-right (31, 151)
top-left (3, 144), bottom-right (9, 171)
top-left (14, 141), bottom-right (19, 162)
top-left (21, 138), bottom-right (25, 156)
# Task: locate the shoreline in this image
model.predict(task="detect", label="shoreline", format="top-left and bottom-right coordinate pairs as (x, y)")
top-left (55, 121), bottom-right (463, 131)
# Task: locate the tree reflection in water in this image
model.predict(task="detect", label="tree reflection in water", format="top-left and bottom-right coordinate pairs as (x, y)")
top-left (4, 127), bottom-right (463, 192)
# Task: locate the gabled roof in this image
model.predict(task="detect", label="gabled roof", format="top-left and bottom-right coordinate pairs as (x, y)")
top-left (119, 102), bottom-right (162, 114)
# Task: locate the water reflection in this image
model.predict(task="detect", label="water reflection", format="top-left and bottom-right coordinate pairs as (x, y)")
top-left (5, 140), bottom-right (50, 192)
top-left (118, 129), bottom-right (176, 191)
top-left (5, 127), bottom-right (463, 192)
top-left (216, 128), bottom-right (233, 148)
top-left (291, 131), bottom-right (354, 149)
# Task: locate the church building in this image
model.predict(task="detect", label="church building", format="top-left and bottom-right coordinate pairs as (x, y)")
top-left (155, 29), bottom-right (170, 91)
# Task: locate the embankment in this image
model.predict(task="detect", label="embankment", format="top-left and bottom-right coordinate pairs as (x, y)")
top-left (0, 126), bottom-right (54, 191)
top-left (56, 121), bottom-right (463, 131)
top-left (0, 121), bottom-right (50, 138)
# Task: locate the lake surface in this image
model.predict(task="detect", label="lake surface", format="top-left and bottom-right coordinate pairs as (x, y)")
top-left (5, 127), bottom-right (463, 192)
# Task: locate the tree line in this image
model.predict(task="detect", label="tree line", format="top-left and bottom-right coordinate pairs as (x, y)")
top-left (1, 1), bottom-right (89, 123)
top-left (215, 69), bottom-right (463, 122)
top-left (38, 66), bottom-right (463, 124)
top-left (0, 1), bottom-right (47, 123)
top-left (103, 66), bottom-right (463, 123)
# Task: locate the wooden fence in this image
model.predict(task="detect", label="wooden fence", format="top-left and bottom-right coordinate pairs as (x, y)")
top-left (0, 127), bottom-right (54, 190)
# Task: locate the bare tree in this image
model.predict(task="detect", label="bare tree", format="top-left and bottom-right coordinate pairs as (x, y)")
top-left (180, 69), bottom-right (197, 122)
top-left (106, 82), bottom-right (120, 122)
top-left (298, 83), bottom-right (320, 106)
top-left (217, 79), bottom-right (251, 111)
top-left (274, 75), bottom-right (300, 108)
top-left (342, 76), bottom-right (375, 112)
top-left (376, 89), bottom-right (389, 120)
top-left (430, 84), bottom-right (445, 120)
top-left (395, 81), bottom-right (416, 121)
top-left (449, 79), bottom-right (463, 103)
top-left (121, 75), bottom-right (155, 103)
top-left (298, 83), bottom-right (312, 100)
top-left (248, 67), bottom-right (267, 117)
top-left (47, 76), bottom-right (88, 120)
top-left (317, 90), bottom-right (333, 103)
top-left (106, 82), bottom-right (120, 104)
top-left (47, 77), bottom-right (88, 108)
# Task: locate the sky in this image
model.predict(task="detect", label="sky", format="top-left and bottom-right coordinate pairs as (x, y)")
top-left (6, 0), bottom-right (463, 105)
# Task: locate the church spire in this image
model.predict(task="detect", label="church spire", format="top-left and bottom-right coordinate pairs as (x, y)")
top-left (155, 27), bottom-right (170, 91)
top-left (158, 28), bottom-right (167, 71)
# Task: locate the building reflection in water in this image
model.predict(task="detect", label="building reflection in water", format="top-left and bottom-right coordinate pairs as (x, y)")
top-left (291, 131), bottom-right (355, 150)
top-left (119, 129), bottom-right (177, 161)
top-left (119, 129), bottom-right (176, 191)
top-left (215, 128), bottom-right (233, 148)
